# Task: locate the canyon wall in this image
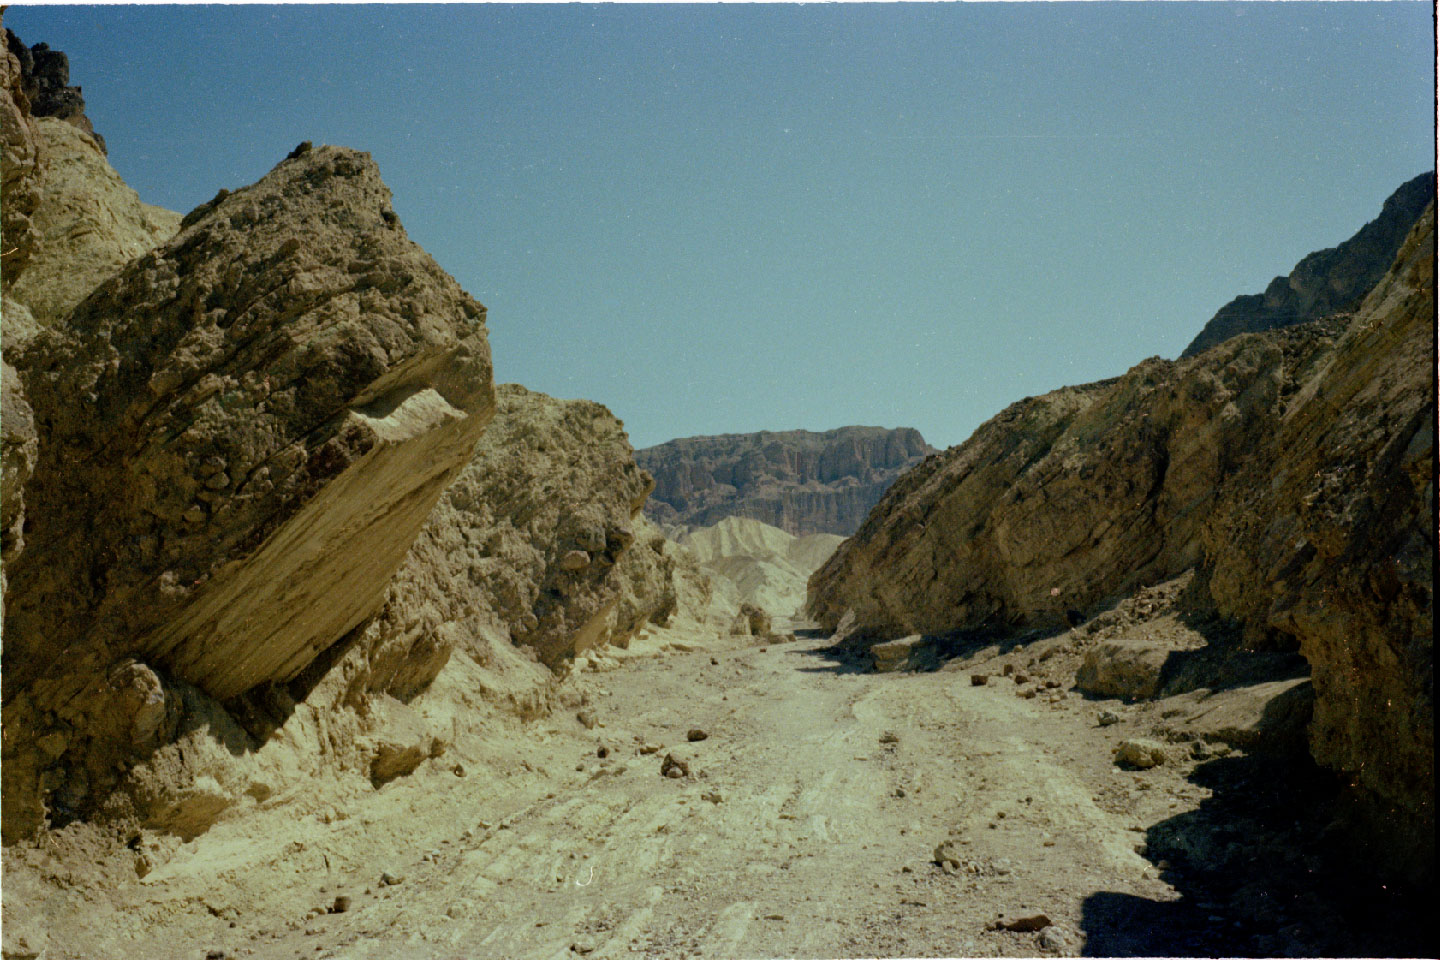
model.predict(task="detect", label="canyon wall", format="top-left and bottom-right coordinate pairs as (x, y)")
top-left (810, 199), bottom-right (1435, 884)
top-left (637, 426), bottom-right (934, 536)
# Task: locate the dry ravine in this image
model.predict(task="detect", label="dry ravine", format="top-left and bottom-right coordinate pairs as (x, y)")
top-left (2, 22), bottom-right (1434, 960)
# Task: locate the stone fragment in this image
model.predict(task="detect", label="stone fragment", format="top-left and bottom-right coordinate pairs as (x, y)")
top-left (1115, 739), bottom-right (1167, 770)
top-left (686, 729), bottom-right (708, 742)
top-left (872, 635), bottom-right (923, 673)
top-left (660, 754), bottom-right (689, 779)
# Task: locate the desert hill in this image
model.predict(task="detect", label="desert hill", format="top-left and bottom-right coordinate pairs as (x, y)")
top-left (679, 515), bottom-right (843, 620)
top-left (637, 425), bottom-right (935, 536)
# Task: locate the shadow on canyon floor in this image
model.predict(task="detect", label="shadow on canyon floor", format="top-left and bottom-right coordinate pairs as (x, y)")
top-left (1081, 749), bottom-right (1434, 957)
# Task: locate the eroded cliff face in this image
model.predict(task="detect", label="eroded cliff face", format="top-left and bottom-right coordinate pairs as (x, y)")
top-left (1202, 204), bottom-right (1435, 878)
top-left (1181, 172), bottom-right (1434, 358)
top-left (638, 426), bottom-right (934, 536)
top-left (9, 117), bottom-right (180, 324)
top-left (809, 202), bottom-right (1435, 885)
top-left (1, 15), bottom-right (43, 293)
top-left (807, 322), bottom-right (1344, 639)
top-left (2, 143), bottom-right (495, 840)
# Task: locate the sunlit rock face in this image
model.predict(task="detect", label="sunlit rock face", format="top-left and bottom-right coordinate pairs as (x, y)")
top-left (638, 426), bottom-right (935, 537)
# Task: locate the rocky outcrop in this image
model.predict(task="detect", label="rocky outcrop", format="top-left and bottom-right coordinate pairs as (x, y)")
top-left (1, 14), bottom-right (43, 292)
top-left (808, 320), bottom-right (1345, 639)
top-left (340, 383), bottom-right (657, 690)
top-left (4, 29), bottom-right (105, 154)
top-left (9, 117), bottom-right (180, 324)
top-left (1202, 203), bottom-right (1435, 880)
top-left (1181, 172), bottom-right (1434, 358)
top-left (810, 199), bottom-right (1434, 885)
top-left (637, 426), bottom-right (934, 536)
top-left (2, 143), bottom-right (494, 840)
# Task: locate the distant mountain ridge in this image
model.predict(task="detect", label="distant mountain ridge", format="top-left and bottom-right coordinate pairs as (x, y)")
top-left (1181, 171), bottom-right (1434, 358)
top-left (637, 426), bottom-right (936, 537)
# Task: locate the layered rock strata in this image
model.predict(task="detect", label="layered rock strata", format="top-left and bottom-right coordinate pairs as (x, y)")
top-left (343, 383), bottom-right (661, 694)
top-left (1181, 172), bottom-right (1434, 357)
top-left (2, 144), bottom-right (495, 840)
top-left (1202, 204), bottom-right (1435, 878)
top-left (638, 426), bottom-right (934, 536)
top-left (810, 200), bottom-right (1435, 884)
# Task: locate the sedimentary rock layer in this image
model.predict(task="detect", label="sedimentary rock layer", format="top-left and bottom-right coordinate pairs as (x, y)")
top-left (638, 426), bottom-right (934, 536)
top-left (345, 383), bottom-right (661, 689)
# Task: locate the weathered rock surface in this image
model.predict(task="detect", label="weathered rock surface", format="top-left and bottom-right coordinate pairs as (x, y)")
top-left (1202, 202), bottom-right (1435, 879)
top-left (2, 143), bottom-right (494, 840)
top-left (1181, 172), bottom-right (1434, 358)
top-left (9, 117), bottom-right (180, 324)
top-left (1, 359), bottom-right (36, 570)
top-left (809, 321), bottom-right (1344, 639)
top-left (810, 194), bottom-right (1435, 885)
top-left (5, 28), bottom-right (106, 153)
top-left (343, 383), bottom-right (658, 690)
top-left (1, 15), bottom-right (43, 292)
top-left (638, 426), bottom-right (934, 536)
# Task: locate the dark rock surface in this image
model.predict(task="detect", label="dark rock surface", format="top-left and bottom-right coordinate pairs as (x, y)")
top-left (637, 426), bottom-right (935, 536)
top-left (4, 28), bottom-right (106, 153)
top-left (1181, 172), bottom-right (1434, 358)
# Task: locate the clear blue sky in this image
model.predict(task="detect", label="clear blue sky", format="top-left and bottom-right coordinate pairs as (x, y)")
top-left (8, 3), bottom-right (1434, 450)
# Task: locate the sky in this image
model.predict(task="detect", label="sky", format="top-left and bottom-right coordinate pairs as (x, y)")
top-left (6, 3), bottom-right (1434, 450)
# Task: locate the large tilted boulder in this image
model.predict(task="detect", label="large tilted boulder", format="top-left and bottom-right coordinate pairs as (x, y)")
top-left (8, 116), bottom-right (180, 324)
top-left (1203, 204), bottom-right (1435, 880)
top-left (343, 383), bottom-right (658, 695)
top-left (2, 143), bottom-right (494, 840)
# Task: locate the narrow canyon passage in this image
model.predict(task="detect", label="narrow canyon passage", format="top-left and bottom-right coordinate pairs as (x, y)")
top-left (48, 629), bottom-right (1247, 960)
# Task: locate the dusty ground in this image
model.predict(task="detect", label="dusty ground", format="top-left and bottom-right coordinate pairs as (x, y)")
top-left (3, 604), bottom-right (1427, 959)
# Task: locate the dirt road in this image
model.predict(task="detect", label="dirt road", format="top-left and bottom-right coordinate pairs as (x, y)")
top-left (10, 624), bottom-right (1272, 960)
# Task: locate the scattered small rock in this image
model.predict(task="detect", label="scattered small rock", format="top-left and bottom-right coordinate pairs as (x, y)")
top-left (452, 763), bottom-right (467, 777)
top-left (379, 872), bottom-right (403, 886)
top-left (1013, 673), bottom-right (1030, 684)
top-left (971, 674), bottom-right (988, 686)
top-left (763, 914), bottom-right (785, 921)
top-left (1003, 664), bottom-right (1015, 676)
top-left (576, 710), bottom-right (598, 729)
top-left (702, 791), bottom-right (723, 804)
top-left (878, 730), bottom-right (900, 744)
top-left (661, 754), bottom-right (690, 779)
top-left (710, 657), bottom-right (719, 665)
top-left (1039, 922), bottom-right (1080, 954)
top-left (597, 745), bottom-right (610, 758)
top-left (686, 729), bottom-right (708, 742)
top-left (1115, 739), bottom-right (1167, 769)
top-left (329, 896), bottom-right (351, 914)
top-left (995, 913), bottom-right (1051, 933)
top-left (571, 940), bottom-right (595, 955)
top-left (638, 743), bottom-right (662, 755)
top-left (1097, 710), bottom-right (1121, 726)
